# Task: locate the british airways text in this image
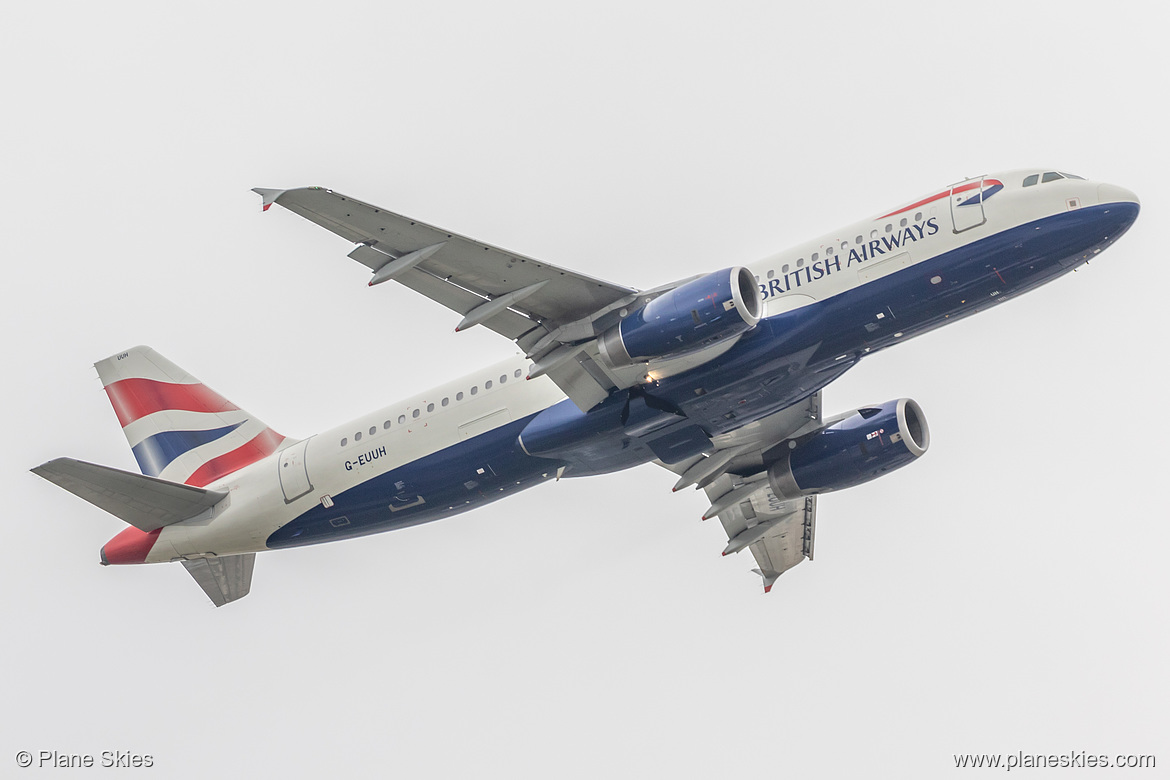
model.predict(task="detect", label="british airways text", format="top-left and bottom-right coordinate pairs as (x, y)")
top-left (761, 217), bottom-right (940, 298)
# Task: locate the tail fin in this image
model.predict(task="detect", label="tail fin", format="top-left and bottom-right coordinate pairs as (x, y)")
top-left (95, 346), bottom-right (285, 487)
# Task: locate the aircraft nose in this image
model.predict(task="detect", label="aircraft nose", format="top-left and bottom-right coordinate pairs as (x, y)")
top-left (1097, 183), bottom-right (1140, 206)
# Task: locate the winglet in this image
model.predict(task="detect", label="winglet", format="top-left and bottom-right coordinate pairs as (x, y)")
top-left (251, 188), bottom-right (287, 212)
top-left (752, 568), bottom-right (781, 594)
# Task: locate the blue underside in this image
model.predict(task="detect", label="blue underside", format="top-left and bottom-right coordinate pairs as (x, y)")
top-left (266, 202), bottom-right (1138, 550)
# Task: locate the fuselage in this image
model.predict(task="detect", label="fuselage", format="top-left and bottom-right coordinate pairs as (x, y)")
top-left (133, 170), bottom-right (1140, 563)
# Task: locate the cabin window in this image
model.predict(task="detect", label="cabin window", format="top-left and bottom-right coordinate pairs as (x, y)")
top-left (427, 403), bottom-right (434, 412)
top-left (442, 397), bottom-right (449, 407)
top-left (369, 426), bottom-right (376, 436)
top-left (470, 386), bottom-right (478, 395)
top-left (398, 414), bottom-right (406, 424)
top-left (383, 420), bottom-right (391, 429)
top-left (811, 253), bottom-right (819, 262)
top-left (340, 437), bottom-right (347, 447)
top-left (1042, 171), bottom-right (1063, 183)
top-left (456, 391), bottom-right (464, 401)
top-left (499, 374), bottom-right (507, 384)
top-left (1023, 174), bottom-right (1039, 187)
top-left (914, 212), bottom-right (922, 221)
top-left (885, 223), bottom-right (893, 233)
top-left (412, 409), bottom-right (420, 419)
top-left (900, 217), bottom-right (908, 227)
top-left (767, 269), bottom-right (774, 279)
top-left (783, 264), bottom-right (790, 273)
top-left (855, 234), bottom-right (863, 244)
top-left (485, 380), bottom-right (493, 389)
top-left (355, 431), bottom-right (362, 442)
top-left (514, 369), bottom-right (522, 378)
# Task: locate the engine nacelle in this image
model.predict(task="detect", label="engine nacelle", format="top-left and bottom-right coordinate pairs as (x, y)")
top-left (598, 267), bottom-right (761, 368)
top-left (768, 398), bottom-right (930, 498)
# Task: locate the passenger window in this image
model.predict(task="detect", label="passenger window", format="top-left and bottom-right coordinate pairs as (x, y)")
top-left (899, 217), bottom-right (908, 227)
top-left (499, 374), bottom-right (506, 384)
top-left (1042, 172), bottom-right (1063, 183)
top-left (456, 391), bottom-right (464, 401)
top-left (470, 386), bottom-right (478, 395)
top-left (1023, 174), bottom-right (1039, 187)
top-left (885, 223), bottom-right (893, 233)
top-left (398, 414), bottom-right (406, 424)
top-left (485, 380), bottom-right (493, 389)
top-left (425, 403), bottom-right (433, 413)
top-left (766, 269), bottom-right (774, 279)
top-left (341, 437), bottom-right (347, 447)
top-left (441, 397), bottom-right (449, 407)
top-left (855, 235), bottom-right (863, 244)
top-left (383, 420), bottom-right (391, 429)
top-left (783, 264), bottom-right (790, 273)
top-left (514, 369), bottom-right (522, 378)
top-left (369, 426), bottom-right (376, 436)
top-left (412, 409), bottom-right (420, 419)
top-left (914, 212), bottom-right (922, 221)
top-left (355, 431), bottom-right (362, 442)
top-left (811, 253), bottom-right (818, 262)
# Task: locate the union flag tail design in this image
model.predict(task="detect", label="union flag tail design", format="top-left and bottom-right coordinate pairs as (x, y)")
top-left (94, 346), bottom-right (285, 487)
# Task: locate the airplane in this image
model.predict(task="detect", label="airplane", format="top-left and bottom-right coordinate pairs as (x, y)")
top-left (32, 170), bottom-right (1139, 606)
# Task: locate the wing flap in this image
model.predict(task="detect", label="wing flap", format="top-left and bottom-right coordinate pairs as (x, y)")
top-left (32, 457), bottom-right (227, 532)
top-left (182, 554), bottom-right (255, 607)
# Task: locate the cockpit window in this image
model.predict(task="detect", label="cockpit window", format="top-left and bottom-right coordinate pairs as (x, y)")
top-left (1041, 171), bottom-right (1064, 183)
top-left (1059, 172), bottom-right (1085, 180)
top-left (1023, 174), bottom-right (1039, 187)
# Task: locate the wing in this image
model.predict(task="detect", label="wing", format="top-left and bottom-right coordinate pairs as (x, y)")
top-left (255, 187), bottom-right (642, 409)
top-left (662, 392), bottom-right (823, 592)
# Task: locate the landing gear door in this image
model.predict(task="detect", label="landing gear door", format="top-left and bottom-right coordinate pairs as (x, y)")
top-left (278, 437), bottom-right (314, 503)
top-left (950, 176), bottom-right (987, 233)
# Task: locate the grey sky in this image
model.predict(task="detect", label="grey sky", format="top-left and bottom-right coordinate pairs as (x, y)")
top-left (3, 1), bottom-right (1166, 777)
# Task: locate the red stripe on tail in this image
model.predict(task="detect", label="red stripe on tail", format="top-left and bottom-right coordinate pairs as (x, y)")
top-left (184, 428), bottom-right (286, 487)
top-left (104, 378), bottom-right (239, 428)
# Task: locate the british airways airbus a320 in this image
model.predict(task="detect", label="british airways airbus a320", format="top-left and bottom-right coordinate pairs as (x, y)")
top-left (33, 171), bottom-right (1139, 605)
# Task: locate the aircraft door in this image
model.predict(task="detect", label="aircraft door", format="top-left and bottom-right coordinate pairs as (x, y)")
top-left (949, 176), bottom-right (987, 233)
top-left (278, 437), bottom-right (314, 503)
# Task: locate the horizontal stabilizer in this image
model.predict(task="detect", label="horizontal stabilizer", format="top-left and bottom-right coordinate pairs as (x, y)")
top-left (32, 457), bottom-right (227, 532)
top-left (182, 554), bottom-right (255, 607)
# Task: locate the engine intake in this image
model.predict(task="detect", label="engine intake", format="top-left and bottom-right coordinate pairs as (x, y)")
top-left (599, 267), bottom-right (761, 367)
top-left (768, 398), bottom-right (929, 498)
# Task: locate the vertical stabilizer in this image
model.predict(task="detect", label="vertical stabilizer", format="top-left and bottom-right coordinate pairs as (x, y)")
top-left (95, 346), bottom-right (285, 487)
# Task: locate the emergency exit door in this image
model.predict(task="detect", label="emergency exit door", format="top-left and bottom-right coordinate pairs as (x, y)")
top-left (278, 437), bottom-right (313, 503)
top-left (950, 176), bottom-right (987, 233)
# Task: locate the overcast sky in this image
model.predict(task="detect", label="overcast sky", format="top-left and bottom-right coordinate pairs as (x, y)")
top-left (3, 2), bottom-right (1167, 777)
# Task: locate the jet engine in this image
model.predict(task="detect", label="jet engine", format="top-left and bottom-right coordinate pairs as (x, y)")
top-left (598, 267), bottom-right (761, 368)
top-left (768, 398), bottom-right (929, 498)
